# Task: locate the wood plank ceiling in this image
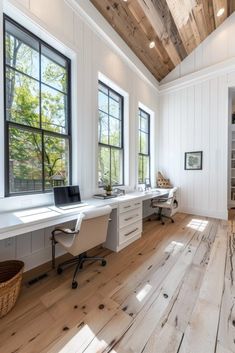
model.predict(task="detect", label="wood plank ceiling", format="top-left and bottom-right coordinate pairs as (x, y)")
top-left (90, 0), bottom-right (235, 81)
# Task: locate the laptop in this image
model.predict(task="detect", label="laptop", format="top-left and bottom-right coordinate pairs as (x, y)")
top-left (53, 185), bottom-right (88, 210)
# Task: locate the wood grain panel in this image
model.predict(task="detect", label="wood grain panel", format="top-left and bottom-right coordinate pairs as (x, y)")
top-left (90, 0), bottom-right (172, 80)
top-left (89, 0), bottom-right (235, 81)
top-left (137, 0), bottom-right (185, 65)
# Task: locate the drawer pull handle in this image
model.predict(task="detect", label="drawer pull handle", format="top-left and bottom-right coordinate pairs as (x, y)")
top-left (134, 202), bottom-right (141, 206)
top-left (124, 214), bottom-right (139, 221)
top-left (124, 228), bottom-right (139, 236)
top-left (124, 205), bottom-right (131, 209)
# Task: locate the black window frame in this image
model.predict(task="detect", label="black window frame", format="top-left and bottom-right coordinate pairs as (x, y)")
top-left (98, 80), bottom-right (124, 187)
top-left (3, 15), bottom-right (72, 197)
top-left (138, 107), bottom-right (150, 184)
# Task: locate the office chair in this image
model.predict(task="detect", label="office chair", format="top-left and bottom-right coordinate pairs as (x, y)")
top-left (51, 205), bottom-right (112, 289)
top-left (150, 187), bottom-right (178, 225)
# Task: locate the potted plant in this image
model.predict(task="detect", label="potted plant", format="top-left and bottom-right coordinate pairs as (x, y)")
top-left (104, 184), bottom-right (112, 196)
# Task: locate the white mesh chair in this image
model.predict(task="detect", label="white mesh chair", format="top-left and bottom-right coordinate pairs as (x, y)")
top-left (150, 187), bottom-right (178, 225)
top-left (51, 205), bottom-right (112, 289)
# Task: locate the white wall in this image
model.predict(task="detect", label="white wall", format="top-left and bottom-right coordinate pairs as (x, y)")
top-left (159, 75), bottom-right (228, 219)
top-left (0, 0), bottom-right (159, 270)
top-left (161, 12), bottom-right (235, 84)
top-left (158, 14), bottom-right (235, 220)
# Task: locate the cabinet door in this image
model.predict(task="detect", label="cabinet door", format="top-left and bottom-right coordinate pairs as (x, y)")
top-left (119, 220), bottom-right (142, 245)
top-left (119, 207), bottom-right (142, 229)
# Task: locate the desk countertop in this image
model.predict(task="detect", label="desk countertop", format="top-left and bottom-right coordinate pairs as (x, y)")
top-left (0, 189), bottom-right (168, 240)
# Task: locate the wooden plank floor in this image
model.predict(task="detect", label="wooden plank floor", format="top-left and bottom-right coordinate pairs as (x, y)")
top-left (0, 213), bottom-right (234, 353)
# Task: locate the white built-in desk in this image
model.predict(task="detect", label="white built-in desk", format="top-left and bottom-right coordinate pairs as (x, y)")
top-left (0, 189), bottom-right (169, 252)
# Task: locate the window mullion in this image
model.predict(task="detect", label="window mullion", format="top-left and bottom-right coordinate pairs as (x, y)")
top-left (4, 16), bottom-right (71, 196)
top-left (109, 146), bottom-right (112, 185)
top-left (42, 131), bottom-right (45, 192)
top-left (39, 42), bottom-right (42, 130)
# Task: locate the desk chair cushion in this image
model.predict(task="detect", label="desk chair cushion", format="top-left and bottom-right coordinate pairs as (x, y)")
top-left (150, 187), bottom-right (178, 225)
top-left (151, 187), bottom-right (177, 208)
top-left (54, 205), bottom-right (112, 256)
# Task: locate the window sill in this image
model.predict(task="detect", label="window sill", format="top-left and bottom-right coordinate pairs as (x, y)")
top-left (0, 192), bottom-right (54, 213)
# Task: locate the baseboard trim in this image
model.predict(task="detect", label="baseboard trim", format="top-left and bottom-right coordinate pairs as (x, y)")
top-left (179, 207), bottom-right (228, 220)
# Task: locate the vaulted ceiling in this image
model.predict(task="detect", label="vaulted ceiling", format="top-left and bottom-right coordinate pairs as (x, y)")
top-left (90, 0), bottom-right (235, 81)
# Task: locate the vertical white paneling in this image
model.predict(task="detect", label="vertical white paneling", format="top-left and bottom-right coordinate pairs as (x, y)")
top-left (217, 75), bottom-right (228, 213)
top-left (159, 74), bottom-right (228, 219)
top-left (162, 12), bottom-right (235, 84)
top-left (201, 80), bottom-right (210, 211)
top-left (193, 82), bottom-right (203, 210)
top-left (0, 237), bottom-right (16, 260)
top-left (31, 229), bottom-right (45, 252)
top-left (44, 226), bottom-right (53, 248)
top-left (29, 0), bottom-right (74, 44)
top-left (208, 78), bottom-right (218, 213)
top-left (16, 232), bottom-right (31, 258)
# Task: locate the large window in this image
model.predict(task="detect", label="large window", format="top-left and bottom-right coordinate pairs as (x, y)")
top-left (4, 16), bottom-right (71, 195)
top-left (138, 108), bottom-right (150, 184)
top-left (98, 81), bottom-right (124, 186)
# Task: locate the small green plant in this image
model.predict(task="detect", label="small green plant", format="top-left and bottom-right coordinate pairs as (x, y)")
top-left (104, 184), bottom-right (112, 194)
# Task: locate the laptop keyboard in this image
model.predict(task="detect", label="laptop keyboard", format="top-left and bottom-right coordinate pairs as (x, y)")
top-left (59, 202), bottom-right (88, 210)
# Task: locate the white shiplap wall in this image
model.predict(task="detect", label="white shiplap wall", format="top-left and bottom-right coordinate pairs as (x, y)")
top-left (159, 13), bottom-right (235, 221)
top-left (159, 74), bottom-right (229, 220)
top-left (161, 12), bottom-right (235, 84)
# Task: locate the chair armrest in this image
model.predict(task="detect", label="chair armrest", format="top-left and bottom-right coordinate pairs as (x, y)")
top-left (52, 228), bottom-right (79, 236)
top-left (151, 197), bottom-right (169, 203)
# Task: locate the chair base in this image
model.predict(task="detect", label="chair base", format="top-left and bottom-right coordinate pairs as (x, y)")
top-left (151, 207), bottom-right (175, 225)
top-left (56, 252), bottom-right (107, 289)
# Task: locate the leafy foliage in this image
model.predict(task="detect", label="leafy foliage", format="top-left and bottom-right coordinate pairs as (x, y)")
top-left (5, 24), bottom-right (69, 194)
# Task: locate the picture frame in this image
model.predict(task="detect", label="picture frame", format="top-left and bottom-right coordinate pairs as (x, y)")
top-left (184, 151), bottom-right (203, 170)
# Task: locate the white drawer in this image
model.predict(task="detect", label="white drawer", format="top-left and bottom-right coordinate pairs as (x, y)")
top-left (119, 220), bottom-right (142, 245)
top-left (119, 199), bottom-right (142, 213)
top-left (119, 207), bottom-right (142, 228)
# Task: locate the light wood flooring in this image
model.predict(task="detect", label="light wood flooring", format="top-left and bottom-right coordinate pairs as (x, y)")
top-left (0, 213), bottom-right (234, 353)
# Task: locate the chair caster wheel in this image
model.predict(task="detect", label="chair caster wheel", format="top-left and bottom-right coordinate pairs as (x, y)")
top-left (171, 220), bottom-right (174, 223)
top-left (57, 267), bottom-right (63, 275)
top-left (101, 260), bottom-right (107, 267)
top-left (72, 281), bottom-right (78, 289)
top-left (161, 222), bottom-right (165, 225)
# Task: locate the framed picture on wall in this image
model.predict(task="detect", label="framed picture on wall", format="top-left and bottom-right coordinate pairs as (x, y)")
top-left (184, 151), bottom-right (203, 170)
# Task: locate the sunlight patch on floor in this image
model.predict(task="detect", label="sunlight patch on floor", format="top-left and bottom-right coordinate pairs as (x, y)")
top-left (187, 219), bottom-right (208, 232)
top-left (57, 324), bottom-right (95, 353)
top-left (164, 240), bottom-right (184, 254)
top-left (136, 283), bottom-right (153, 302)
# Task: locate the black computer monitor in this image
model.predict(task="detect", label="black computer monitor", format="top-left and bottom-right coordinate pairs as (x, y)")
top-left (53, 185), bottom-right (81, 206)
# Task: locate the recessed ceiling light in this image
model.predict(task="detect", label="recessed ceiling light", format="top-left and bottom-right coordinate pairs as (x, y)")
top-left (149, 41), bottom-right (155, 49)
top-left (217, 8), bottom-right (225, 17)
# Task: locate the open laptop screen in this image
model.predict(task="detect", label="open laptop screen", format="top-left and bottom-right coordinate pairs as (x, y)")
top-left (53, 186), bottom-right (81, 206)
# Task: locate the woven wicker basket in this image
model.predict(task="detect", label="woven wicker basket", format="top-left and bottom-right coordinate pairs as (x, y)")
top-left (0, 260), bottom-right (24, 318)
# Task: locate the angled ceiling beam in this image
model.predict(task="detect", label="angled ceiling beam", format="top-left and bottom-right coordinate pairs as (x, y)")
top-left (127, 1), bottom-right (175, 73)
top-left (199, 0), bottom-right (216, 34)
top-left (212, 0), bottom-right (228, 27)
top-left (90, 0), bottom-right (173, 80)
top-left (165, 0), bottom-right (202, 54)
top-left (136, 0), bottom-right (185, 66)
top-left (228, 0), bottom-right (235, 14)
